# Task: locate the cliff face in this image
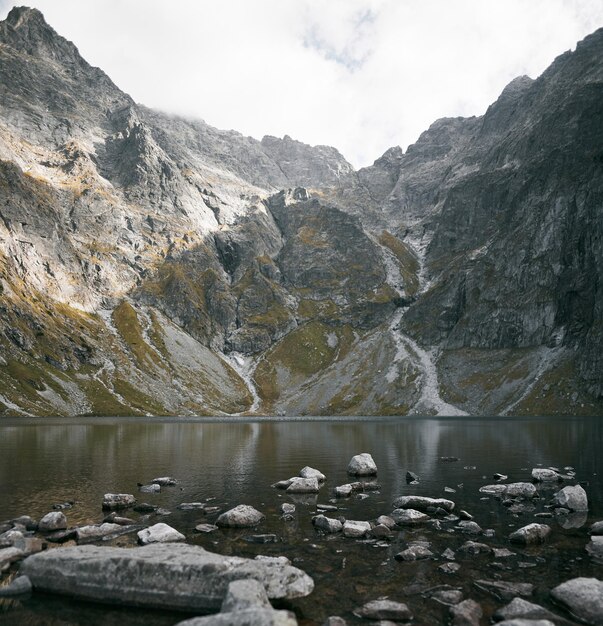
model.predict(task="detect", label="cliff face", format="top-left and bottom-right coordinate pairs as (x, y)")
top-left (0, 6), bottom-right (600, 417)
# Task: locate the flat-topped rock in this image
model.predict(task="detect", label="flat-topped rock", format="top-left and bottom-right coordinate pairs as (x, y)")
top-left (102, 494), bottom-right (136, 510)
top-left (479, 483), bottom-right (537, 499)
top-left (76, 523), bottom-right (137, 544)
top-left (391, 508), bottom-right (430, 525)
top-left (342, 520), bottom-right (370, 538)
top-left (353, 599), bottom-right (412, 621)
top-left (494, 597), bottom-right (575, 625)
top-left (151, 477), bottom-right (177, 485)
top-left (531, 468), bottom-right (561, 482)
top-left (286, 477), bottom-right (319, 494)
top-left (392, 496), bottom-right (455, 513)
top-left (347, 453), bottom-right (377, 476)
top-left (216, 505), bottom-right (264, 528)
top-left (20, 544), bottom-right (314, 611)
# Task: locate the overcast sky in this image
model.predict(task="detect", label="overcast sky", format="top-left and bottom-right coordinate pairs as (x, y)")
top-left (1, 1), bottom-right (603, 167)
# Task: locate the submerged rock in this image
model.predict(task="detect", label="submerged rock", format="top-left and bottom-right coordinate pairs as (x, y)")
top-left (137, 523), bottom-right (185, 545)
top-left (38, 512), bottom-right (67, 532)
top-left (509, 524), bottom-right (551, 545)
top-left (20, 544), bottom-right (314, 611)
top-left (353, 599), bottom-right (412, 621)
top-left (216, 505), bottom-right (264, 528)
top-left (139, 484), bottom-right (161, 494)
top-left (551, 577), bottom-right (603, 625)
top-left (347, 453), bottom-right (377, 476)
top-left (475, 580), bottom-right (534, 601)
top-left (195, 524), bottom-right (218, 534)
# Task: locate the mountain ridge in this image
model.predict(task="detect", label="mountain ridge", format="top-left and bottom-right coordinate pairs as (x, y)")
top-left (0, 6), bottom-right (601, 417)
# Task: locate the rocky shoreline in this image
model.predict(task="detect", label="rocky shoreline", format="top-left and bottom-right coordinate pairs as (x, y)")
top-left (1, 453), bottom-right (602, 625)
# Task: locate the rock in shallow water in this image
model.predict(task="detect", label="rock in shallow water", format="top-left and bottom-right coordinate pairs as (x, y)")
top-left (312, 515), bottom-right (342, 533)
top-left (509, 523), bottom-right (551, 545)
top-left (286, 477), bottom-right (319, 494)
top-left (391, 508), bottom-right (430, 525)
top-left (531, 468), bottom-right (561, 482)
top-left (551, 578), bottom-right (603, 625)
top-left (494, 597), bottom-right (574, 625)
top-left (38, 512), bottom-right (67, 532)
top-left (0, 575), bottom-right (32, 597)
top-left (553, 485), bottom-right (588, 512)
top-left (299, 466), bottom-right (326, 482)
top-left (342, 520), bottom-right (370, 538)
top-left (20, 544), bottom-right (314, 611)
top-left (137, 523), bottom-right (185, 545)
top-left (449, 599), bottom-right (482, 626)
top-left (102, 494), bottom-right (136, 510)
top-left (392, 496), bottom-right (455, 513)
top-left (347, 453), bottom-right (377, 476)
top-left (353, 599), bottom-right (412, 621)
top-left (216, 505), bottom-right (264, 528)
top-left (475, 580), bottom-right (534, 601)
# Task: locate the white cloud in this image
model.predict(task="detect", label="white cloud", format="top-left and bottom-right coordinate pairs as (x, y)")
top-left (1, 0), bottom-right (603, 167)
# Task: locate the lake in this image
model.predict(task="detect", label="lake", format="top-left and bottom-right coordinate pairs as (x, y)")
top-left (0, 415), bottom-right (601, 625)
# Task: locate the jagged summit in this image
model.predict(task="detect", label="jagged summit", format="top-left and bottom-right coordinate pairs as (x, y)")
top-left (0, 6), bottom-right (601, 417)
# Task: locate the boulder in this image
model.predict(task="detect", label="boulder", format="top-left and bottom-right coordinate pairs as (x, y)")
top-left (531, 469), bottom-right (560, 482)
top-left (458, 521), bottom-right (482, 534)
top-left (286, 478), bottom-right (319, 494)
top-left (391, 508), bottom-right (430, 525)
top-left (342, 521), bottom-right (371, 538)
top-left (137, 523), bottom-right (185, 545)
top-left (353, 599), bottom-right (412, 621)
top-left (20, 544), bottom-right (314, 611)
top-left (553, 485), bottom-right (588, 511)
top-left (587, 536), bottom-right (603, 561)
top-left (498, 617), bottom-right (555, 626)
top-left (449, 599), bottom-right (482, 626)
top-left (509, 524), bottom-right (551, 545)
top-left (280, 503), bottom-right (296, 515)
top-left (38, 512), bottom-right (67, 532)
top-left (376, 515), bottom-right (396, 529)
top-left (195, 524), bottom-right (219, 534)
top-left (139, 484), bottom-right (161, 494)
top-left (395, 544), bottom-right (433, 561)
top-left (392, 496), bottom-right (455, 513)
top-left (590, 521), bottom-right (603, 535)
top-left (494, 597), bottom-right (574, 625)
top-left (216, 505), bottom-right (264, 528)
top-left (0, 575), bottom-right (32, 597)
top-left (457, 541), bottom-right (492, 556)
top-left (0, 547), bottom-right (24, 572)
top-left (76, 523), bottom-right (138, 544)
top-left (480, 483), bottom-right (536, 499)
top-left (551, 578), bottom-right (603, 625)
top-left (299, 467), bottom-right (326, 482)
top-left (102, 494), bottom-right (136, 510)
top-left (151, 477), bottom-right (177, 485)
top-left (175, 578), bottom-right (298, 625)
top-left (312, 515), bottom-right (342, 533)
top-left (334, 484), bottom-right (353, 498)
top-left (347, 453), bottom-right (377, 476)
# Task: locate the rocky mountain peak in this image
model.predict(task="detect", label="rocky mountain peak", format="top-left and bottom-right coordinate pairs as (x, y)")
top-left (1, 5), bottom-right (81, 64)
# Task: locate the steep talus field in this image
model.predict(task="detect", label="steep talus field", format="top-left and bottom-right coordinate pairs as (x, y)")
top-left (0, 6), bottom-right (601, 416)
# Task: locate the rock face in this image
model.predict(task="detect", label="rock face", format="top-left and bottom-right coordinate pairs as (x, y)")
top-left (20, 544), bottom-right (314, 610)
top-left (0, 6), bottom-right (602, 418)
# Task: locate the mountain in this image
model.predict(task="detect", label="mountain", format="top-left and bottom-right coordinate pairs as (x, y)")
top-left (0, 5), bottom-right (601, 417)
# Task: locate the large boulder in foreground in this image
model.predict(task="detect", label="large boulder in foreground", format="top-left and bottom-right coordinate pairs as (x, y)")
top-left (20, 544), bottom-right (314, 611)
top-left (551, 577), bottom-right (603, 625)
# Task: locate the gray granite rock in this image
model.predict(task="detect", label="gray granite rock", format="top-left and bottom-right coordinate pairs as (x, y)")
top-left (391, 496), bottom-right (455, 513)
top-left (20, 544), bottom-right (314, 610)
top-left (102, 494), bottom-right (136, 510)
top-left (509, 523), bottom-right (551, 545)
top-left (38, 512), bottom-right (67, 532)
top-left (137, 523), bottom-right (185, 544)
top-left (216, 505), bottom-right (264, 528)
top-left (0, 575), bottom-right (32, 597)
top-left (551, 578), bottom-right (603, 625)
top-left (353, 599), bottom-right (412, 621)
top-left (449, 599), bottom-right (482, 626)
top-left (553, 485), bottom-right (588, 511)
top-left (347, 453), bottom-right (377, 476)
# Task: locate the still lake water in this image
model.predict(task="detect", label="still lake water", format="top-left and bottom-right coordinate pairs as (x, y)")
top-left (0, 415), bottom-right (602, 625)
